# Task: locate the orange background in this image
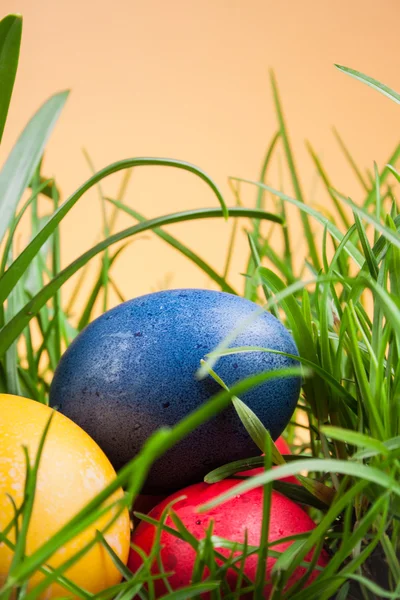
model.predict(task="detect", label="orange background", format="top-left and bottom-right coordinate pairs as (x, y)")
top-left (1, 0), bottom-right (399, 308)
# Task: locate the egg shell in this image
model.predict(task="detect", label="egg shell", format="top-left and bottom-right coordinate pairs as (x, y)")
top-left (50, 289), bottom-right (300, 493)
top-left (0, 395), bottom-right (130, 598)
top-left (239, 436), bottom-right (299, 485)
top-left (128, 479), bottom-right (329, 597)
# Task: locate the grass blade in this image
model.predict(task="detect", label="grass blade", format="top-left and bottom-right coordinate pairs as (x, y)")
top-left (335, 64), bottom-right (400, 104)
top-left (0, 90), bottom-right (69, 245)
top-left (0, 14), bottom-right (22, 143)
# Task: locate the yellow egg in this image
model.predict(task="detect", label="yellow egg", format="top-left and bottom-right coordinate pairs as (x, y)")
top-left (0, 394), bottom-right (131, 598)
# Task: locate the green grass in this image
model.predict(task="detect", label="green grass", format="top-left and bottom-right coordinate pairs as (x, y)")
top-left (2, 12), bottom-right (400, 600)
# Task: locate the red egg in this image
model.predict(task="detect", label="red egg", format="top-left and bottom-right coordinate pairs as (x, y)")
top-left (275, 436), bottom-right (291, 456)
top-left (238, 436), bottom-right (299, 485)
top-left (129, 480), bottom-right (329, 597)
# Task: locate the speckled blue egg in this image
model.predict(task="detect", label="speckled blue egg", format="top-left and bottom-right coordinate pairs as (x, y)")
top-left (49, 289), bottom-right (300, 493)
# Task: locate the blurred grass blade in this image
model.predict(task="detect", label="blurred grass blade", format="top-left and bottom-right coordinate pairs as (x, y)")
top-left (322, 426), bottom-right (389, 456)
top-left (335, 64), bottom-right (400, 104)
top-left (0, 90), bottom-right (69, 244)
top-left (0, 207), bottom-right (281, 357)
top-left (0, 14), bottom-right (22, 143)
top-left (157, 582), bottom-right (221, 600)
top-left (306, 141), bottom-right (351, 229)
top-left (270, 70), bottom-right (321, 271)
top-left (332, 129), bottom-right (370, 192)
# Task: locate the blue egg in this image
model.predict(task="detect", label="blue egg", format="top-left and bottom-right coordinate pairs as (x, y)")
top-left (49, 289), bottom-right (300, 493)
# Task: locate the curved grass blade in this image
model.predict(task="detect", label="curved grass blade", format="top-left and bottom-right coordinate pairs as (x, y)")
top-left (0, 157), bottom-right (230, 305)
top-left (0, 207), bottom-right (281, 358)
top-left (0, 14), bottom-right (22, 143)
top-left (335, 64), bottom-right (400, 104)
top-left (105, 199), bottom-right (238, 295)
top-left (198, 458), bottom-right (400, 512)
top-left (0, 90), bottom-right (69, 245)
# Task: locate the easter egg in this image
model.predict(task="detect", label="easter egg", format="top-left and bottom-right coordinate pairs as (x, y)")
top-left (0, 394), bottom-right (131, 598)
top-left (50, 289), bottom-right (300, 493)
top-left (128, 479), bottom-right (329, 596)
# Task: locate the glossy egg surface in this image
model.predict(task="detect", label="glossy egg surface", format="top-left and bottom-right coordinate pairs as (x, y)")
top-left (50, 289), bottom-right (300, 493)
top-left (128, 479), bottom-right (329, 596)
top-left (0, 395), bottom-right (130, 598)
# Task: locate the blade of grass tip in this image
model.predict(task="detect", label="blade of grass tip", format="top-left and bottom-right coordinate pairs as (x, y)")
top-left (0, 90), bottom-right (69, 245)
top-left (0, 14), bottom-right (22, 143)
top-left (332, 129), bottom-right (370, 192)
top-left (0, 206), bottom-right (281, 357)
top-left (106, 199), bottom-right (238, 295)
top-left (306, 141), bottom-right (351, 229)
top-left (270, 70), bottom-right (321, 271)
top-left (353, 211), bottom-right (379, 279)
top-left (335, 64), bottom-right (400, 104)
top-left (82, 149), bottom-right (110, 314)
top-left (0, 157), bottom-right (232, 306)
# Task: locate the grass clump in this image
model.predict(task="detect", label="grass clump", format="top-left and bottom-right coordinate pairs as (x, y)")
top-left (1, 12), bottom-right (400, 600)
